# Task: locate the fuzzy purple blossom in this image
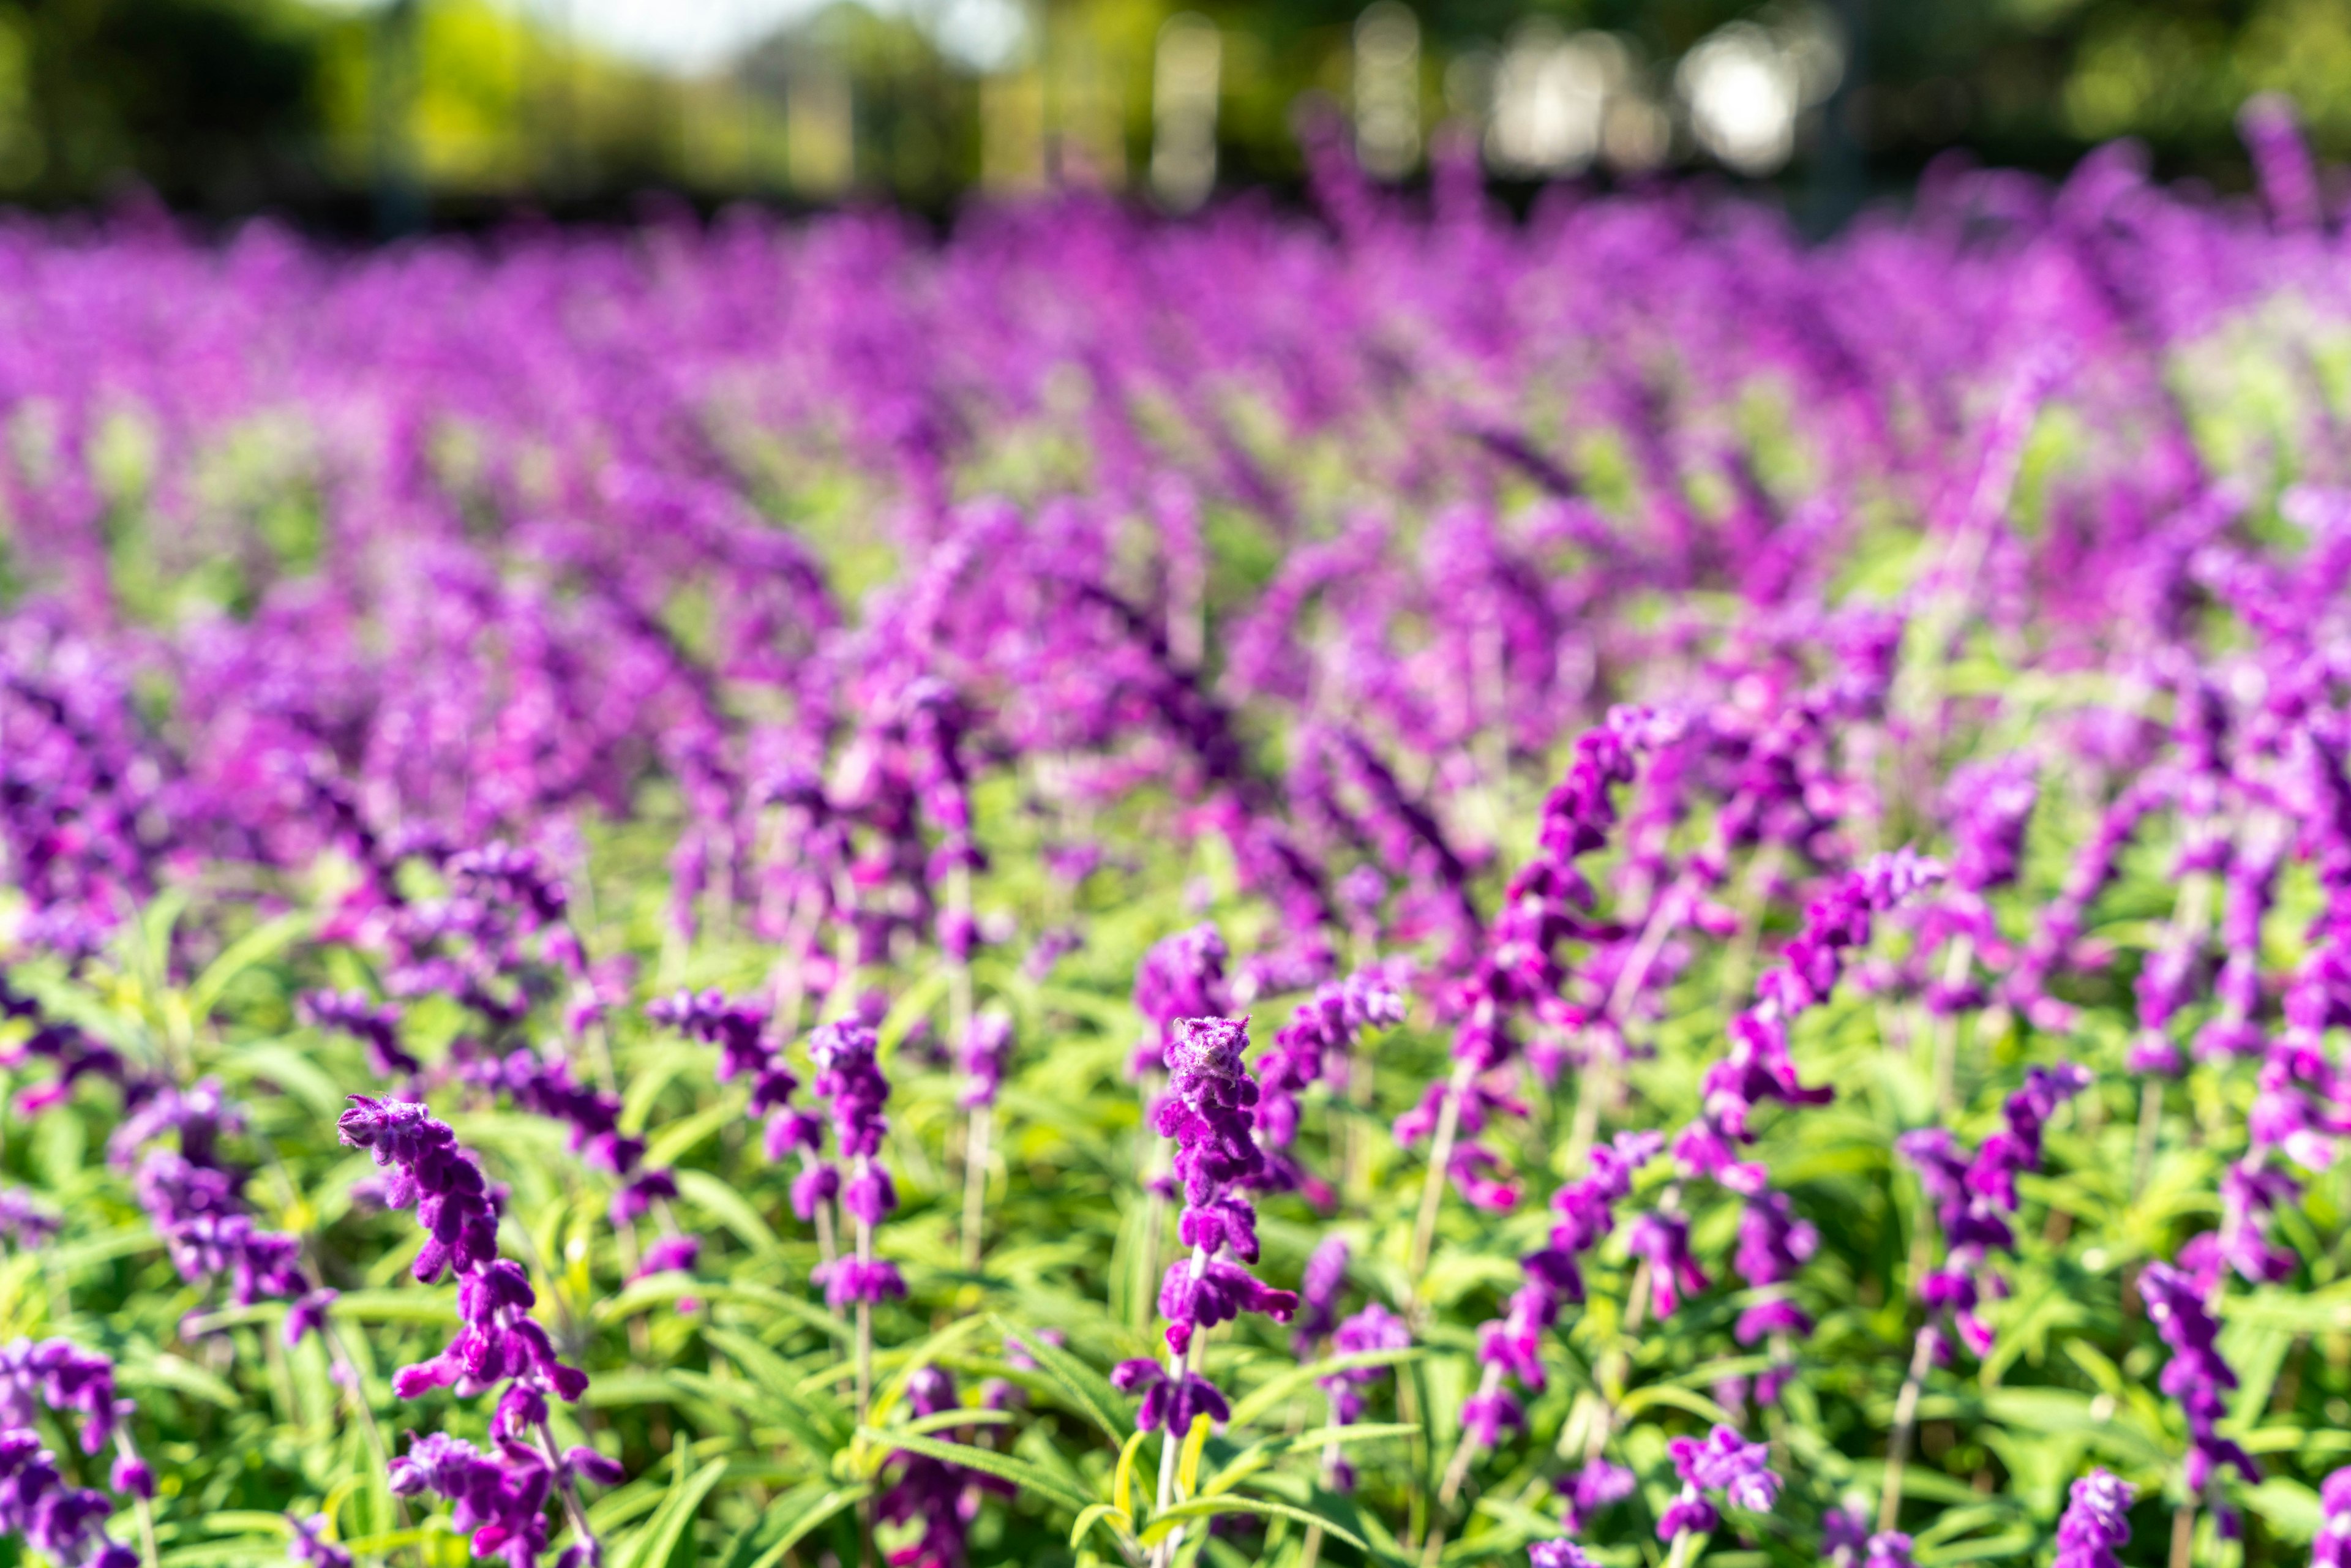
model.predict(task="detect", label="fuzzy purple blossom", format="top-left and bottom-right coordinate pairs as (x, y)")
top-left (0, 1427), bottom-right (140, 1568)
top-left (1132, 925), bottom-right (1231, 1079)
top-left (340, 1097), bottom-right (612, 1568)
top-left (1529, 1543), bottom-right (1595, 1568)
top-left (1658, 1424), bottom-right (1780, 1539)
top-left (1897, 1062), bottom-right (2088, 1359)
top-left (2053, 1470), bottom-right (2134, 1568)
top-left (958, 1011), bottom-right (1013, 1111)
top-left (287, 1514), bottom-right (352, 1568)
top-left (806, 1021), bottom-right (906, 1309)
top-left (2139, 1262), bottom-right (2257, 1512)
top-left (301, 990), bottom-right (421, 1080)
top-left (2315, 1466), bottom-right (2351, 1568)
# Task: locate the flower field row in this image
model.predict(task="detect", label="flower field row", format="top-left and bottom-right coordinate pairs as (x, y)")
top-left (1, 121), bottom-right (2349, 1568)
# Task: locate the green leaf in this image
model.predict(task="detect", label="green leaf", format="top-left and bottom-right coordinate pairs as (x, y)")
top-left (222, 1042), bottom-right (347, 1120)
top-left (673, 1367), bottom-right (843, 1461)
top-left (643, 1091), bottom-right (748, 1168)
top-left (1137, 1495), bottom-right (1368, 1551)
top-left (898, 1408), bottom-right (1017, 1438)
top-left (189, 913), bottom-right (310, 1021)
top-left (328, 1288), bottom-right (462, 1326)
top-left (703, 1328), bottom-right (853, 1450)
top-left (718, 1483), bottom-right (872, 1568)
top-left (615, 1456), bottom-right (729, 1568)
top-left (1225, 1348), bottom-right (1420, 1429)
top-left (989, 1314), bottom-right (1130, 1442)
top-left (854, 1429), bottom-right (1093, 1514)
top-left (1616, 1382), bottom-right (1739, 1428)
top-left (673, 1169), bottom-right (784, 1258)
top-left (1069, 1502), bottom-right (1135, 1551)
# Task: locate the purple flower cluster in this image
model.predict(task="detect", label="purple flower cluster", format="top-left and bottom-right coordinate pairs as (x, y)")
top-left (1897, 1063), bottom-right (2090, 1358)
top-left (339, 1097), bottom-right (613, 1568)
top-left (1316, 1303), bottom-right (1409, 1492)
top-left (1403, 709), bottom-right (1662, 1207)
top-left (390, 1430), bottom-right (618, 1568)
top-left (299, 989), bottom-right (420, 1080)
top-left (0, 1340), bottom-right (149, 1498)
top-left (2053, 1470), bottom-right (2134, 1568)
top-left (1656, 1424), bottom-right (1780, 1539)
top-left (874, 1366), bottom-right (1013, 1568)
top-left (2139, 1262), bottom-right (2257, 1518)
top-left (463, 1045), bottom-right (671, 1225)
top-left (958, 1010), bottom-right (1013, 1111)
top-left (1823, 1504), bottom-right (1913, 1568)
top-left (0, 1427), bottom-right (140, 1568)
top-left (1131, 924), bottom-right (1230, 1079)
top-left (1678, 850), bottom-right (1947, 1191)
top-left (113, 1079), bottom-right (328, 1340)
top-left (1115, 1016), bottom-right (1297, 1433)
top-left (1529, 1542), bottom-right (1595, 1568)
top-left (2316, 1465), bottom-right (2351, 1568)
top-left (806, 1020), bottom-right (905, 1309)
top-left (1464, 1131), bottom-right (1660, 1446)
top-left (1254, 969), bottom-right (1403, 1200)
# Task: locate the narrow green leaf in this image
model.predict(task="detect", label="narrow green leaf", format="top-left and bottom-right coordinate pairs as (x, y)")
top-left (1137, 1496), bottom-right (1367, 1551)
top-left (704, 1328), bottom-right (852, 1448)
top-left (189, 913), bottom-right (310, 1020)
top-left (989, 1315), bottom-right (1129, 1442)
top-left (1068, 1502), bottom-right (1135, 1551)
top-left (1226, 1348), bottom-right (1420, 1429)
top-left (616, 1456), bottom-right (727, 1568)
top-left (855, 1429), bottom-right (1093, 1514)
top-left (673, 1169), bottom-right (784, 1258)
top-left (719, 1483), bottom-right (872, 1568)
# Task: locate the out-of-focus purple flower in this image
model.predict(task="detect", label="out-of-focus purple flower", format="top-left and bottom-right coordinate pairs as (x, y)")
top-left (875, 1365), bottom-right (1009, 1568)
top-left (1897, 1062), bottom-right (2089, 1360)
top-left (959, 1010), bottom-right (1013, 1111)
top-left (1294, 1236), bottom-right (1350, 1349)
top-left (2140, 1262), bottom-right (2257, 1506)
top-left (0, 1188), bottom-right (59, 1250)
top-left (288, 1514), bottom-right (352, 1568)
top-left (0, 1425), bottom-right (140, 1568)
top-left (1556, 1461), bottom-right (1634, 1533)
top-left (2053, 1470), bottom-right (2135, 1568)
top-left (1254, 969), bottom-right (1401, 1198)
top-left (301, 990), bottom-right (420, 1079)
top-left (1132, 925), bottom-right (1230, 1078)
top-left (1529, 1542), bottom-right (1595, 1568)
top-left (2315, 1465), bottom-right (2351, 1568)
top-left (1659, 1424), bottom-right (1780, 1540)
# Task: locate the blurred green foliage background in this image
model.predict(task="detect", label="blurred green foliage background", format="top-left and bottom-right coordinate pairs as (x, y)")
top-left (0, 0), bottom-right (2342, 229)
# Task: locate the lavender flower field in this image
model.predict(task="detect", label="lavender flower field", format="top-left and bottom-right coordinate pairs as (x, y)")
top-left (4, 118), bottom-right (2351, 1568)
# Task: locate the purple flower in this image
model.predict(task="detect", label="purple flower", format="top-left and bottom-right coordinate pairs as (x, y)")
top-left (2315, 1465), bottom-right (2351, 1568)
top-left (1897, 1062), bottom-right (2089, 1359)
top-left (958, 1010), bottom-right (1013, 1111)
top-left (288, 1514), bottom-right (353, 1568)
top-left (0, 1188), bottom-right (58, 1250)
top-left (0, 1425), bottom-right (140, 1568)
top-left (1557, 1461), bottom-right (1634, 1532)
top-left (2053, 1470), bottom-right (2135, 1568)
top-left (1529, 1543), bottom-right (1595, 1568)
top-left (1111, 1359), bottom-right (1229, 1434)
top-left (1294, 1235), bottom-right (1350, 1349)
top-left (1659, 1424), bottom-right (1780, 1540)
top-left (1132, 925), bottom-right (1230, 1078)
top-left (875, 1365), bottom-right (1008, 1568)
top-left (301, 990), bottom-right (421, 1080)
top-left (2139, 1262), bottom-right (2258, 1502)
top-left (342, 1099), bottom-right (612, 1566)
